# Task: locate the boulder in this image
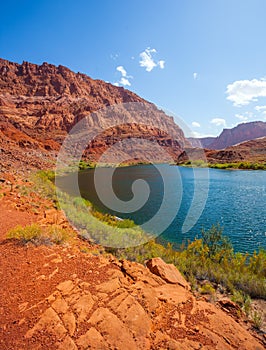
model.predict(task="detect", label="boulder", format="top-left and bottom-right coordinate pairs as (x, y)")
top-left (146, 257), bottom-right (190, 289)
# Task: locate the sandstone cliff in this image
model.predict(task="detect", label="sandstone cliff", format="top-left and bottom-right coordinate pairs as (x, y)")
top-left (0, 58), bottom-right (186, 171)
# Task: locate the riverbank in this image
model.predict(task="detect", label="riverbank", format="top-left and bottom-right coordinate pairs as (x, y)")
top-left (16, 171), bottom-right (266, 298)
top-left (178, 160), bottom-right (266, 170)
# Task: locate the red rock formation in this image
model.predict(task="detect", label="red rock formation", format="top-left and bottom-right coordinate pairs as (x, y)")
top-left (0, 58), bottom-right (187, 171)
top-left (178, 137), bottom-right (266, 164)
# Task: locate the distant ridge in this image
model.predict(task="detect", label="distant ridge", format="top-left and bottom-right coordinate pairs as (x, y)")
top-left (189, 121), bottom-right (266, 150)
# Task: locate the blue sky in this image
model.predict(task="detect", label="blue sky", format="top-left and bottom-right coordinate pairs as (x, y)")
top-left (1, 0), bottom-right (266, 136)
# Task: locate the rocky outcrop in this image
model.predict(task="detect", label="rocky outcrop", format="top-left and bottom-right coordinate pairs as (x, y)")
top-left (0, 240), bottom-right (264, 349)
top-left (146, 257), bottom-right (190, 288)
top-left (0, 58), bottom-right (187, 171)
top-left (206, 136), bottom-right (266, 163)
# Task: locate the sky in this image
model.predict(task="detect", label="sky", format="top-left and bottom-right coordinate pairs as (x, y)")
top-left (1, 0), bottom-right (266, 137)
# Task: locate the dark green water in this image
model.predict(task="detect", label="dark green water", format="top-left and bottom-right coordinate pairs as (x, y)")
top-left (57, 164), bottom-right (266, 253)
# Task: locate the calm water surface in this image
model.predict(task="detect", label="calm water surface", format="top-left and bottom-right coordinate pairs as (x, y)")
top-left (57, 165), bottom-right (266, 253)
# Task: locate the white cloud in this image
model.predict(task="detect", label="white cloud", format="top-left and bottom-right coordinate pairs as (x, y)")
top-left (210, 118), bottom-right (227, 127)
top-left (255, 105), bottom-right (266, 111)
top-left (193, 72), bottom-right (198, 80)
top-left (119, 77), bottom-right (131, 86)
top-left (192, 121), bottom-right (201, 128)
top-left (158, 60), bottom-right (165, 69)
top-left (235, 114), bottom-right (249, 121)
top-left (139, 48), bottom-right (157, 72)
top-left (187, 130), bottom-right (215, 138)
top-left (139, 48), bottom-right (165, 72)
top-left (226, 78), bottom-right (266, 106)
top-left (116, 66), bottom-right (127, 77)
top-left (114, 65), bottom-right (132, 87)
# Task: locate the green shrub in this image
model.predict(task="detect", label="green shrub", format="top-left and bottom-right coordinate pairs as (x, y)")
top-left (201, 224), bottom-right (233, 260)
top-left (199, 282), bottom-right (216, 295)
top-left (7, 224), bottom-right (74, 246)
top-left (251, 310), bottom-right (263, 329)
top-left (46, 225), bottom-right (75, 244)
top-left (7, 224), bottom-right (49, 245)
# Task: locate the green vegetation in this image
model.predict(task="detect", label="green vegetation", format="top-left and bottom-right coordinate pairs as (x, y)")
top-left (78, 160), bottom-right (96, 170)
top-left (7, 224), bottom-right (75, 245)
top-left (57, 189), bottom-right (151, 248)
top-left (180, 161), bottom-right (266, 170)
top-left (180, 160), bottom-right (208, 168)
top-left (78, 160), bottom-right (153, 170)
top-left (90, 210), bottom-right (136, 228)
top-left (198, 282), bottom-right (216, 296)
top-left (251, 310), bottom-right (263, 329)
top-left (30, 170), bottom-right (148, 247)
top-left (210, 162), bottom-right (266, 170)
top-left (29, 170), bottom-right (58, 205)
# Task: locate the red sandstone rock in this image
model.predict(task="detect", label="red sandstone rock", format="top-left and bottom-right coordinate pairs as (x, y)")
top-left (146, 257), bottom-right (190, 289)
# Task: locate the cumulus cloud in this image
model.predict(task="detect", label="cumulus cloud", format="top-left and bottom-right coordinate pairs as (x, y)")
top-left (226, 78), bottom-right (266, 106)
top-left (119, 77), bottom-right (131, 86)
top-left (114, 65), bottom-right (132, 87)
top-left (210, 118), bottom-right (227, 127)
top-left (255, 105), bottom-right (266, 111)
top-left (139, 48), bottom-right (165, 72)
top-left (235, 114), bottom-right (249, 121)
top-left (116, 65), bottom-right (127, 77)
top-left (192, 121), bottom-right (201, 128)
top-left (193, 72), bottom-right (198, 80)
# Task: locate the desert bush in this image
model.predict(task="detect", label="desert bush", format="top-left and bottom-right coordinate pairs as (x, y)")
top-left (7, 224), bottom-right (74, 246)
top-left (251, 310), bottom-right (263, 329)
top-left (201, 224), bottom-right (233, 261)
top-left (199, 282), bottom-right (216, 295)
top-left (46, 225), bottom-right (75, 244)
top-left (7, 224), bottom-right (49, 245)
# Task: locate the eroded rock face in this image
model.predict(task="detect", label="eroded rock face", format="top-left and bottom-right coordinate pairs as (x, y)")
top-left (0, 58), bottom-right (187, 171)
